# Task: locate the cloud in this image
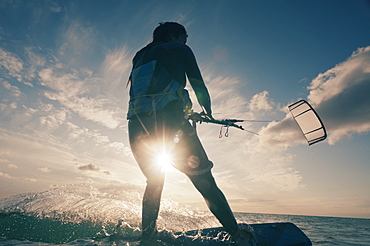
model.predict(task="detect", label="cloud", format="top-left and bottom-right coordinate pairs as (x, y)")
top-left (0, 129), bottom-right (77, 174)
top-left (0, 172), bottom-right (12, 179)
top-left (194, 72), bottom-right (249, 117)
top-left (66, 122), bottom-right (109, 145)
top-left (248, 90), bottom-right (275, 112)
top-left (38, 67), bottom-right (122, 129)
top-left (46, 1), bottom-right (62, 12)
top-left (58, 21), bottom-right (96, 62)
top-left (78, 163), bottom-right (100, 172)
top-left (23, 47), bottom-right (47, 82)
top-left (257, 46), bottom-right (370, 148)
top-left (25, 178), bottom-right (37, 182)
top-left (247, 154), bottom-right (304, 191)
top-left (39, 105), bottom-right (68, 130)
top-left (8, 164), bottom-right (18, 169)
top-left (0, 45), bottom-right (50, 88)
top-left (255, 117), bottom-right (304, 151)
top-left (0, 48), bottom-right (23, 82)
top-left (1, 80), bottom-right (22, 98)
top-left (101, 45), bottom-right (132, 99)
top-left (308, 46), bottom-right (370, 144)
top-left (39, 67), bottom-right (87, 96)
top-left (38, 167), bottom-right (51, 173)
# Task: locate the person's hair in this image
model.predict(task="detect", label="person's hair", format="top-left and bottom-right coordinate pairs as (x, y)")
top-left (152, 22), bottom-right (187, 43)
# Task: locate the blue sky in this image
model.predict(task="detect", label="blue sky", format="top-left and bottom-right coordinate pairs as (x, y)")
top-left (1, 0), bottom-right (370, 219)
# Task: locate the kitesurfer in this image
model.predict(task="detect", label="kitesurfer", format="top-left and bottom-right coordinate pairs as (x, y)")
top-left (127, 22), bottom-right (255, 245)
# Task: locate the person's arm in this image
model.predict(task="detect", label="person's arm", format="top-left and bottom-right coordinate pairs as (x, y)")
top-left (183, 46), bottom-right (213, 117)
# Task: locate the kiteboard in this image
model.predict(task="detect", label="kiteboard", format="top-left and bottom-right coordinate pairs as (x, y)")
top-left (159, 222), bottom-right (311, 245)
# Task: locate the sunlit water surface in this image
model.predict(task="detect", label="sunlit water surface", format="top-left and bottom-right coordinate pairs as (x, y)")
top-left (0, 184), bottom-right (369, 245)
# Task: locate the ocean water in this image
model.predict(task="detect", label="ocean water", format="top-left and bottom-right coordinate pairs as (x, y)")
top-left (0, 183), bottom-right (369, 246)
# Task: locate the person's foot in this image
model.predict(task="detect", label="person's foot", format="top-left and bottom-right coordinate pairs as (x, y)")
top-left (233, 224), bottom-right (257, 246)
top-left (141, 225), bottom-right (158, 244)
top-left (140, 231), bottom-right (157, 246)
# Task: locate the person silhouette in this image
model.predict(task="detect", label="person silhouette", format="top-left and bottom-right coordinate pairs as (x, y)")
top-left (127, 22), bottom-right (255, 245)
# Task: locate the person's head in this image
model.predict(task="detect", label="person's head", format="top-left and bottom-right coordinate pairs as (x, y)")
top-left (152, 22), bottom-right (188, 44)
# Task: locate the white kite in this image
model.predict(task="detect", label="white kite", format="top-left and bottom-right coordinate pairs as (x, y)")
top-left (288, 100), bottom-right (327, 146)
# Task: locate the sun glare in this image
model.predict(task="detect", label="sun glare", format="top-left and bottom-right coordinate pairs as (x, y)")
top-left (156, 151), bottom-right (175, 172)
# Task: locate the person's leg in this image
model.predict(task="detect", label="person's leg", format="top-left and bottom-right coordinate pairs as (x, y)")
top-left (171, 118), bottom-right (239, 237)
top-left (129, 118), bottom-right (165, 240)
top-left (187, 171), bottom-right (239, 236)
top-left (178, 128), bottom-right (256, 244)
top-left (141, 173), bottom-right (164, 240)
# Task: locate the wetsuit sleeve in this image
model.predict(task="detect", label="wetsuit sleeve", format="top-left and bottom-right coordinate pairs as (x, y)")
top-left (183, 46), bottom-right (212, 116)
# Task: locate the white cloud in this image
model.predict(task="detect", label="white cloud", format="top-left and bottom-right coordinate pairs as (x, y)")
top-left (39, 67), bottom-right (122, 129)
top-left (246, 154), bottom-right (304, 191)
top-left (0, 103), bottom-right (6, 111)
top-left (66, 122), bottom-right (109, 145)
top-left (39, 67), bottom-right (87, 96)
top-left (0, 46), bottom-right (49, 87)
top-left (109, 141), bottom-right (133, 157)
top-left (24, 47), bottom-right (47, 82)
top-left (251, 115), bottom-right (304, 152)
top-left (0, 172), bottom-right (12, 179)
top-left (256, 46), bottom-right (370, 147)
top-left (308, 46), bottom-right (370, 144)
top-left (0, 48), bottom-right (23, 81)
top-left (0, 129), bottom-right (77, 172)
top-left (4, 105), bottom-right (40, 130)
top-left (9, 102), bottom-right (17, 109)
top-left (64, 97), bottom-right (121, 129)
top-left (7, 164), bottom-right (18, 169)
top-left (39, 107), bottom-right (68, 130)
top-left (25, 178), bottom-right (37, 182)
top-left (191, 72), bottom-right (248, 118)
top-left (1, 80), bottom-right (22, 98)
top-left (63, 122), bottom-right (133, 168)
top-left (248, 91), bottom-right (275, 112)
top-left (308, 46), bottom-right (370, 105)
top-left (47, 1), bottom-right (62, 12)
top-left (101, 45), bottom-right (132, 99)
top-left (59, 21), bottom-right (96, 59)
top-left (38, 167), bottom-right (51, 173)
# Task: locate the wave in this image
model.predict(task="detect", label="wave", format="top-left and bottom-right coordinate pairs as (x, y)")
top-left (0, 183), bottom-right (219, 245)
top-left (3, 184), bottom-right (369, 245)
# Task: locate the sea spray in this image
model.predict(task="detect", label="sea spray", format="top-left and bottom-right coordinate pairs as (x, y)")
top-left (0, 182), bottom-right (219, 244)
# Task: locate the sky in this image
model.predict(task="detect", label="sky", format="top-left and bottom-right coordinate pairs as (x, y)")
top-left (0, 0), bottom-right (370, 219)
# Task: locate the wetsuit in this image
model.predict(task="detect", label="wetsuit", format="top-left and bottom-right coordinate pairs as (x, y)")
top-left (127, 42), bottom-right (239, 240)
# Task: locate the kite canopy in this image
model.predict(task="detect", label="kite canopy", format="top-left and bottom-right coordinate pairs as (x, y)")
top-left (288, 100), bottom-right (327, 146)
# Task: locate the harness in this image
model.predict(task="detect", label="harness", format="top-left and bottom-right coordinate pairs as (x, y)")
top-left (127, 60), bottom-right (191, 125)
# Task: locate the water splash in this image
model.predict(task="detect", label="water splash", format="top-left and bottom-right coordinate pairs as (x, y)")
top-left (0, 182), bottom-right (220, 244)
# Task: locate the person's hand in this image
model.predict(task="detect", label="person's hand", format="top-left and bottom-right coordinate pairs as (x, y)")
top-left (206, 113), bottom-right (214, 121)
top-left (200, 111), bottom-right (214, 121)
top-left (192, 112), bottom-right (203, 122)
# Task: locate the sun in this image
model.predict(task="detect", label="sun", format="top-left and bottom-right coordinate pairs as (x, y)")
top-left (156, 151), bottom-right (175, 173)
